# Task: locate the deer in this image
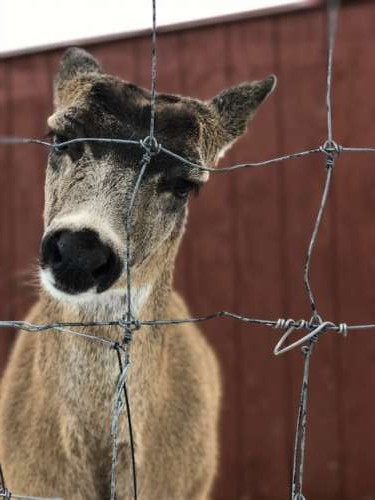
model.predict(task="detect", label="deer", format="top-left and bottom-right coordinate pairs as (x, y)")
top-left (0, 48), bottom-right (276, 499)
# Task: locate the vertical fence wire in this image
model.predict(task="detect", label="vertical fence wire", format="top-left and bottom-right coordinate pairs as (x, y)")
top-left (291, 1), bottom-right (341, 499)
top-left (111, 1), bottom-right (158, 499)
top-left (291, 342), bottom-right (315, 500)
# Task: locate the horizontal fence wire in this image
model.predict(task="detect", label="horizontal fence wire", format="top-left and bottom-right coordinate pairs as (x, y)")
top-left (0, 0), bottom-right (373, 499)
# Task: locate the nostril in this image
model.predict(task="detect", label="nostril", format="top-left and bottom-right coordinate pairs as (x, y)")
top-left (50, 240), bottom-right (62, 265)
top-left (92, 255), bottom-right (112, 280)
top-left (41, 231), bottom-right (63, 267)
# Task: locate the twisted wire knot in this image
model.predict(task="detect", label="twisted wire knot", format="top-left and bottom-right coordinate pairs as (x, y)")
top-left (307, 313), bottom-right (323, 329)
top-left (118, 318), bottom-right (128, 329)
top-left (118, 318), bottom-right (141, 330)
top-left (123, 328), bottom-right (133, 344)
top-left (337, 322), bottom-right (348, 336)
top-left (129, 319), bottom-right (142, 332)
top-left (320, 140), bottom-right (342, 156)
top-left (139, 135), bottom-right (161, 163)
top-left (274, 318), bottom-right (292, 330)
top-left (301, 333), bottom-right (319, 355)
top-left (274, 318), bottom-right (309, 331)
top-left (320, 140), bottom-right (342, 169)
top-left (325, 155), bottom-right (335, 168)
top-left (118, 317), bottom-right (142, 345)
top-left (274, 318), bottom-right (303, 330)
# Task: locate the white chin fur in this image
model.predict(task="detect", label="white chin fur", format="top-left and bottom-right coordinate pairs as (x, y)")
top-left (40, 268), bottom-right (151, 316)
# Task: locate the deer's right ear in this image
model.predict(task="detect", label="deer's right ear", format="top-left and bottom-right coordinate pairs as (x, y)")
top-left (209, 75), bottom-right (277, 161)
top-left (54, 48), bottom-right (102, 108)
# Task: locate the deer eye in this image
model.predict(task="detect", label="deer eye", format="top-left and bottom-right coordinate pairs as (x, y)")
top-left (52, 134), bottom-right (70, 154)
top-left (171, 178), bottom-right (201, 200)
top-left (159, 177), bottom-right (201, 200)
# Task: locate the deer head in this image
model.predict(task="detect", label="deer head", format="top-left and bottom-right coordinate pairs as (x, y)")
top-left (39, 48), bottom-right (276, 314)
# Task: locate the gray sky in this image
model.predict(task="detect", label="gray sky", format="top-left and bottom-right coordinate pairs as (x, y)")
top-left (1, 0), bottom-right (310, 55)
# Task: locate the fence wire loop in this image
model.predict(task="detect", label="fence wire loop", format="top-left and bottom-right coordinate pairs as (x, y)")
top-left (274, 319), bottom-right (333, 356)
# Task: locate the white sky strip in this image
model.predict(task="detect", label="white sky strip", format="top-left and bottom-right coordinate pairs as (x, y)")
top-left (1, 0), bottom-right (313, 56)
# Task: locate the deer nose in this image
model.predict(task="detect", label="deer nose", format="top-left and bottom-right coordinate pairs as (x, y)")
top-left (40, 229), bottom-right (122, 294)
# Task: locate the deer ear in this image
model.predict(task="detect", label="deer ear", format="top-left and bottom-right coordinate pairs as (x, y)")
top-left (54, 47), bottom-right (102, 107)
top-left (209, 75), bottom-right (277, 160)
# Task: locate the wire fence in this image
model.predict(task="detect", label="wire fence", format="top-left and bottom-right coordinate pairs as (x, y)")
top-left (0, 0), bottom-right (374, 499)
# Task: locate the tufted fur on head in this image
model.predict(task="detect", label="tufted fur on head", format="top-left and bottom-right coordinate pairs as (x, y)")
top-left (53, 47), bottom-right (276, 163)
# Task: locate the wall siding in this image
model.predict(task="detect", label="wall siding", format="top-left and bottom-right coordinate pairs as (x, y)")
top-left (1, 3), bottom-right (375, 499)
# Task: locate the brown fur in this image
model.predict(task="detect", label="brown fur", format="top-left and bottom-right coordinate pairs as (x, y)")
top-left (0, 48), bottom-right (276, 499)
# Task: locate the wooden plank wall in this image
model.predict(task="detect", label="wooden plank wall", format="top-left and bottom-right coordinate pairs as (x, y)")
top-left (1, 2), bottom-right (375, 498)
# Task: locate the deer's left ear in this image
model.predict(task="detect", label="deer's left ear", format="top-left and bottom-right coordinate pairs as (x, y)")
top-left (209, 75), bottom-right (277, 160)
top-left (54, 47), bottom-right (103, 108)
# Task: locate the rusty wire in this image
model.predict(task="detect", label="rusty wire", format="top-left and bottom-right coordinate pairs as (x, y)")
top-left (0, 0), bottom-right (374, 498)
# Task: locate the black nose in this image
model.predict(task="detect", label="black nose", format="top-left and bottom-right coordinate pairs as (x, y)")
top-left (40, 229), bottom-right (122, 294)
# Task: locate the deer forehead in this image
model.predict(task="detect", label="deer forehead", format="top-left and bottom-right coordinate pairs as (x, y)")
top-left (49, 75), bottom-right (217, 153)
top-left (47, 79), bottom-right (213, 183)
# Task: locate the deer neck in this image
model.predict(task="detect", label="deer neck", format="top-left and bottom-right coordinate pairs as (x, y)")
top-left (34, 266), bottom-right (174, 433)
top-left (37, 253), bottom-right (177, 380)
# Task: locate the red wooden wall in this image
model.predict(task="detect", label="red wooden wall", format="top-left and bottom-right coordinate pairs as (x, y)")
top-left (1, 2), bottom-right (375, 498)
